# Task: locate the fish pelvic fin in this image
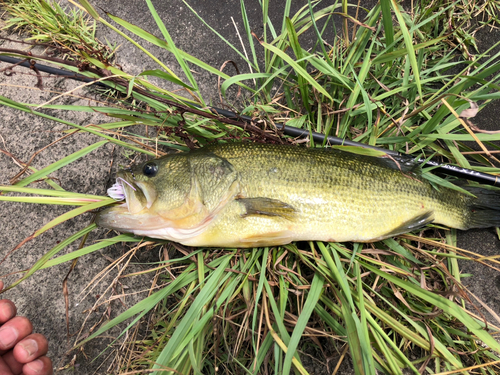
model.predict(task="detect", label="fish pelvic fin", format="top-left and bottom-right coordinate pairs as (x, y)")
top-left (376, 210), bottom-right (435, 240)
top-left (237, 197), bottom-right (297, 221)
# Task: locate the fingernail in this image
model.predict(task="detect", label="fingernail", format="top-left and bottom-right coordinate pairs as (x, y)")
top-left (0, 302), bottom-right (14, 321)
top-left (0, 326), bottom-right (18, 348)
top-left (26, 359), bottom-right (44, 373)
top-left (19, 338), bottom-right (39, 358)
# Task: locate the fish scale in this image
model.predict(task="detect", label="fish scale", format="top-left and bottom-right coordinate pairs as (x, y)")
top-left (96, 142), bottom-right (500, 247)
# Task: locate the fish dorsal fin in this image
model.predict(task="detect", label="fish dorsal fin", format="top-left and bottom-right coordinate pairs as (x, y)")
top-left (324, 147), bottom-right (421, 174)
top-left (377, 211), bottom-right (434, 240)
top-left (237, 197), bottom-right (297, 221)
top-left (378, 155), bottom-right (421, 174)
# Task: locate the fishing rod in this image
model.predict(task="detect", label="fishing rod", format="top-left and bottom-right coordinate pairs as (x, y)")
top-left (1, 55), bottom-right (498, 186)
top-left (210, 106), bottom-right (500, 186)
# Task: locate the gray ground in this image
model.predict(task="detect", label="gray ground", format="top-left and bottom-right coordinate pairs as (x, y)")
top-left (0, 1), bottom-right (499, 374)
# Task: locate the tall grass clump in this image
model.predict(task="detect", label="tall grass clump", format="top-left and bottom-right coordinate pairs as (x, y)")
top-left (1, 0), bottom-right (115, 60)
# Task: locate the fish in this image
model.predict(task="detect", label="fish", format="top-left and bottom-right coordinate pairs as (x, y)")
top-left (96, 142), bottom-right (500, 247)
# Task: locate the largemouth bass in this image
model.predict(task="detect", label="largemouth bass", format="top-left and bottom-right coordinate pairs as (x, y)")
top-left (96, 142), bottom-right (500, 247)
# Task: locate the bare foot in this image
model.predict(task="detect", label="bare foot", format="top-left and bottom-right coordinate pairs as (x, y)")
top-left (0, 281), bottom-right (53, 375)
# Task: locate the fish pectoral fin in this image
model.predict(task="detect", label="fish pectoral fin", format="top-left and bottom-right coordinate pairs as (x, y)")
top-left (237, 197), bottom-right (297, 221)
top-left (380, 210), bottom-right (435, 239)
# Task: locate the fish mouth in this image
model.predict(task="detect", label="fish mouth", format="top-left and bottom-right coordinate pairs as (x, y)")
top-left (96, 172), bottom-right (159, 232)
top-left (108, 171), bottom-right (158, 213)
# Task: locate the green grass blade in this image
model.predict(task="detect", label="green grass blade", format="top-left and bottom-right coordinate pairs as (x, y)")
top-left (341, 294), bottom-right (367, 375)
top-left (41, 234), bottom-right (139, 269)
top-left (221, 73), bottom-right (272, 97)
top-left (355, 263), bottom-right (376, 374)
top-left (391, 0), bottom-right (423, 102)
top-left (262, 277), bottom-right (292, 345)
top-left (0, 186), bottom-right (106, 199)
top-left (421, 132), bottom-right (500, 142)
top-left (0, 197), bottom-right (104, 205)
top-left (32, 199), bottom-right (114, 239)
top-left (372, 36), bottom-right (448, 64)
top-left (380, 0), bottom-right (394, 53)
top-left (306, 56), bottom-right (352, 90)
top-left (364, 263), bottom-right (500, 356)
top-left (14, 140), bottom-right (107, 187)
top-left (144, 0), bottom-right (200, 98)
top-left (77, 263), bottom-right (198, 348)
top-left (260, 42), bottom-right (332, 100)
top-left (176, 270), bottom-right (244, 353)
top-left (285, 17), bottom-right (310, 114)
top-left (182, 0), bottom-right (257, 70)
top-left (75, 0), bottom-right (99, 19)
top-left (140, 69), bottom-right (195, 90)
top-left (253, 332), bottom-right (274, 374)
top-left (5, 224), bottom-right (97, 290)
top-left (382, 238), bottom-right (422, 264)
top-left (307, 0), bottom-right (328, 58)
top-left (252, 248), bottom-right (269, 356)
top-left (349, 62), bottom-right (374, 142)
top-left (240, 0), bottom-right (259, 72)
top-left (282, 273), bottom-right (323, 375)
top-left (364, 289), bottom-right (464, 368)
top-left (72, 0), bottom-right (182, 81)
top-left (342, 3), bottom-right (379, 71)
top-left (104, 13), bottom-right (255, 94)
top-left (318, 243), bottom-right (371, 374)
top-left (280, 0), bottom-right (292, 35)
top-left (0, 96), bottom-right (156, 156)
top-left (152, 255), bottom-right (232, 371)
top-left (369, 327), bottom-right (403, 375)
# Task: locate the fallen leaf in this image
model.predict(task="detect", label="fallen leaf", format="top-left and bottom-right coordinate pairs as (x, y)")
top-left (459, 102), bottom-right (479, 118)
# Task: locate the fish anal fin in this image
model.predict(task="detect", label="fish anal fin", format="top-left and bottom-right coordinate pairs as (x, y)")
top-left (238, 197), bottom-right (297, 221)
top-left (377, 210), bottom-right (434, 240)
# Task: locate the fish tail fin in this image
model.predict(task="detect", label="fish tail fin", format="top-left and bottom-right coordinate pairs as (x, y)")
top-left (463, 186), bottom-right (500, 229)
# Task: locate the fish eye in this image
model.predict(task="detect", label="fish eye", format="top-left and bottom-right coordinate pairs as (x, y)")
top-left (143, 162), bottom-right (158, 177)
